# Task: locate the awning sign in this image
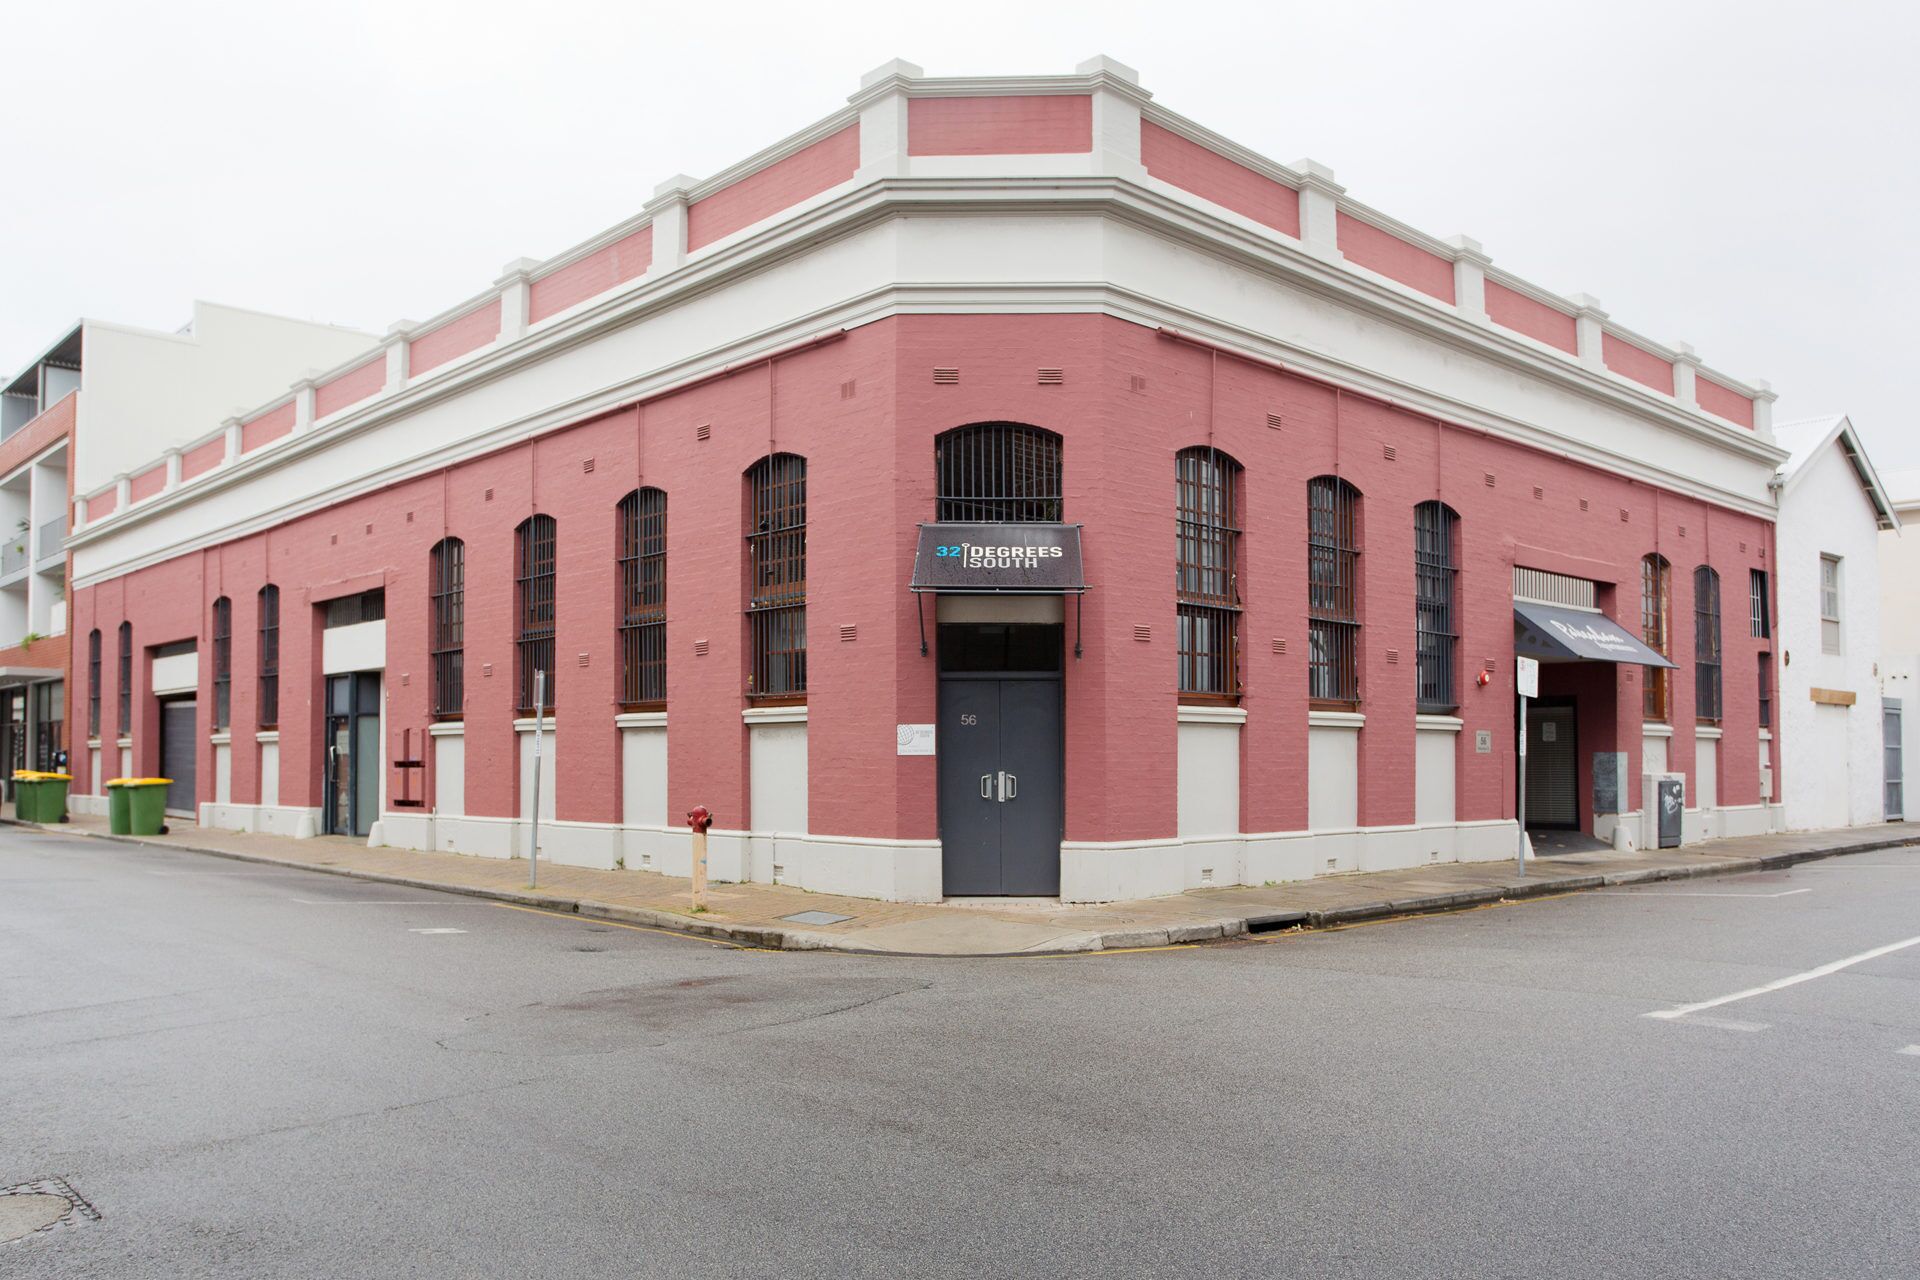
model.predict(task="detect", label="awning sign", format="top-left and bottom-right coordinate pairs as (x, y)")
top-left (910, 523), bottom-right (1087, 594)
top-left (1513, 599), bottom-right (1676, 668)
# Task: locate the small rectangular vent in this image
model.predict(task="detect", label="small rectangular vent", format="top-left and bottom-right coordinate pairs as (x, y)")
top-left (1386, 648), bottom-right (1400, 664)
top-left (1129, 374), bottom-right (1147, 393)
top-left (1037, 368), bottom-right (1064, 385)
top-left (484, 487), bottom-right (494, 501)
top-left (1678, 524), bottom-right (1687, 537)
top-left (406, 511), bottom-right (414, 523)
top-left (1579, 498), bottom-right (1590, 512)
top-left (365, 523), bottom-right (372, 535)
top-left (1532, 486), bottom-right (1544, 501)
top-left (577, 652), bottom-right (590, 667)
top-left (1759, 545), bottom-right (1765, 560)
top-left (1619, 507), bottom-right (1630, 523)
top-left (1267, 412), bottom-right (1284, 430)
top-left (839, 624), bottom-right (857, 643)
top-left (483, 663), bottom-right (494, 678)
top-left (1134, 625), bottom-right (1151, 642)
top-left (1272, 638), bottom-right (1287, 655)
top-left (330, 534), bottom-right (338, 545)
top-left (583, 457), bottom-right (595, 473)
top-left (695, 423), bottom-right (712, 441)
top-left (933, 367), bottom-right (959, 385)
top-left (1382, 445), bottom-right (1397, 462)
top-left (1484, 472), bottom-right (1496, 487)
top-left (400, 673), bottom-right (409, 686)
top-left (694, 639), bottom-right (709, 657)
top-left (1484, 659), bottom-right (1497, 673)
top-left (841, 379), bottom-right (856, 399)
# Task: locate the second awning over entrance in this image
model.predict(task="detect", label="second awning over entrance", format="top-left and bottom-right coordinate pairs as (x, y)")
top-left (910, 523), bottom-right (1087, 594)
top-left (1514, 599), bottom-right (1676, 667)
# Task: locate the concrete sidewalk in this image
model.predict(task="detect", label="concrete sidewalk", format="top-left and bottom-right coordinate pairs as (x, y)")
top-left (11, 811), bottom-right (1919, 955)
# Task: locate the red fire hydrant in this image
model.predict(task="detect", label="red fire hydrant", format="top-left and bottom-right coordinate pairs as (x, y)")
top-left (686, 805), bottom-right (714, 833)
top-left (686, 806), bottom-right (713, 910)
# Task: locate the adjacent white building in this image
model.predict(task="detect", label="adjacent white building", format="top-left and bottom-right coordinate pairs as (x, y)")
top-left (1772, 415), bottom-right (1900, 829)
top-left (1877, 465), bottom-right (1920, 822)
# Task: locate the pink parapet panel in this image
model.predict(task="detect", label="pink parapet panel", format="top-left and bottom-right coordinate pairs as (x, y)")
top-left (241, 402), bottom-right (296, 453)
top-left (1485, 280), bottom-right (1578, 354)
top-left (315, 356), bottom-right (386, 419)
top-left (1140, 120), bottom-right (1300, 238)
top-left (1336, 213), bottom-right (1456, 304)
top-left (181, 436), bottom-right (226, 481)
top-left (528, 226), bottom-right (654, 325)
top-left (687, 125), bottom-right (861, 252)
top-left (1602, 333), bottom-right (1675, 396)
top-left (88, 488), bottom-right (118, 519)
top-left (409, 298), bottom-right (504, 376)
top-left (128, 464), bottom-right (166, 504)
top-left (907, 95), bottom-right (1093, 156)
top-left (1695, 375), bottom-right (1755, 428)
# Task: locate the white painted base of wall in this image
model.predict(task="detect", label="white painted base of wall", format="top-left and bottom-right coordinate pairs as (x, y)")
top-left (197, 802), bottom-right (324, 838)
top-left (71, 794), bottom-right (108, 818)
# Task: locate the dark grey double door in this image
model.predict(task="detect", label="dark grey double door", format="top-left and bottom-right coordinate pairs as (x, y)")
top-left (938, 676), bottom-right (1063, 896)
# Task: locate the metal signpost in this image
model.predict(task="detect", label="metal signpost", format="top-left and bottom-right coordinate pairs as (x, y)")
top-left (528, 669), bottom-right (546, 889)
top-left (1515, 655), bottom-right (1538, 876)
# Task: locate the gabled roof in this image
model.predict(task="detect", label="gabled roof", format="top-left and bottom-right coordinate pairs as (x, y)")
top-left (1773, 414), bottom-right (1901, 531)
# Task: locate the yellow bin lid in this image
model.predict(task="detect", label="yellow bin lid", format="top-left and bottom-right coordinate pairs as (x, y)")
top-left (106, 777), bottom-right (173, 787)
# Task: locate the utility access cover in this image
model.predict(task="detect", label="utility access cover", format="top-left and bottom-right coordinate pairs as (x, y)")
top-left (1, 1178), bottom-right (100, 1244)
top-left (780, 910), bottom-right (854, 926)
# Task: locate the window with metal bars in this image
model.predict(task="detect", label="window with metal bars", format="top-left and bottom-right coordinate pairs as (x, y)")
top-left (1758, 656), bottom-right (1772, 729)
top-left (1749, 568), bottom-right (1769, 639)
top-left (257, 585), bottom-right (279, 729)
top-left (116, 620), bottom-right (132, 734)
top-left (516, 516), bottom-right (557, 713)
top-left (429, 538), bottom-right (464, 719)
top-left (618, 489), bottom-right (667, 708)
top-left (1307, 476), bottom-right (1361, 704)
top-left (1694, 566), bottom-right (1721, 722)
top-left (1414, 502), bottom-right (1459, 712)
top-left (211, 597), bottom-right (231, 731)
top-left (934, 423), bottom-right (1062, 522)
top-left (746, 454), bottom-right (806, 699)
top-left (87, 629), bottom-right (101, 738)
top-left (1175, 447), bottom-right (1241, 699)
top-left (1641, 555), bottom-right (1670, 720)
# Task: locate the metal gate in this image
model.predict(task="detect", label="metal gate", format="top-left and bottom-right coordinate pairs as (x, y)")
top-left (1524, 703), bottom-right (1578, 829)
top-left (159, 699), bottom-right (197, 815)
top-left (1886, 699), bottom-right (1904, 821)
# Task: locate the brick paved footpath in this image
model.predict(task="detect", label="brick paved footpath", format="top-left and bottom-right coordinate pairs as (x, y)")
top-left (10, 813), bottom-right (1918, 955)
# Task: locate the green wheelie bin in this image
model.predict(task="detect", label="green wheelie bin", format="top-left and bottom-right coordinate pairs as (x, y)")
top-left (13, 770), bottom-right (71, 823)
top-left (117, 778), bottom-right (172, 835)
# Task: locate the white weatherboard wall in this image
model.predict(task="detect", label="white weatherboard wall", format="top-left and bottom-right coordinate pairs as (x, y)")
top-left (1778, 434), bottom-right (1885, 829)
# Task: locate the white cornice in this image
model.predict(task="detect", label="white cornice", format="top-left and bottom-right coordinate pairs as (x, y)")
top-left (847, 68), bottom-right (1152, 111)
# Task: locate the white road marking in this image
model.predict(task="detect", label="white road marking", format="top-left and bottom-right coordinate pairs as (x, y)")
top-left (1898, 1045), bottom-right (1920, 1057)
top-left (1645, 934), bottom-right (1920, 1021)
top-left (1645, 888), bottom-right (1813, 899)
top-left (408, 928), bottom-right (468, 935)
top-left (1676, 1016), bottom-right (1770, 1033)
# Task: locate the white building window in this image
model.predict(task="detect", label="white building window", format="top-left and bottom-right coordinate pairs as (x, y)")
top-left (1819, 554), bottom-right (1842, 654)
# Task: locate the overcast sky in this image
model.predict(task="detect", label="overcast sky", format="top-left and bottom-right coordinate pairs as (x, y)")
top-left (4, 1), bottom-right (1914, 468)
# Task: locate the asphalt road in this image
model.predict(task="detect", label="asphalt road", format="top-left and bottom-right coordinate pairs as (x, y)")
top-left (3, 829), bottom-right (1917, 1279)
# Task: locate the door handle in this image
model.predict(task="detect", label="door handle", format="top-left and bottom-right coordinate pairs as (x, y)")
top-left (1003, 772), bottom-right (1017, 801)
top-left (980, 774), bottom-right (993, 800)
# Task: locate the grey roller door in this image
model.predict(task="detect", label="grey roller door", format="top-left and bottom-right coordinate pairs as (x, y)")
top-left (160, 699), bottom-right (196, 814)
top-left (1525, 704), bottom-right (1577, 828)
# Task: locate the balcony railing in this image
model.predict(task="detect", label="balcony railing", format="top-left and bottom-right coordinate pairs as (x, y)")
top-left (36, 515), bottom-right (65, 564)
top-left (1, 538), bottom-right (27, 577)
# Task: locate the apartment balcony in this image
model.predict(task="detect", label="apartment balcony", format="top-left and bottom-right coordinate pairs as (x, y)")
top-left (35, 514), bottom-right (65, 569)
top-left (0, 536), bottom-right (27, 586)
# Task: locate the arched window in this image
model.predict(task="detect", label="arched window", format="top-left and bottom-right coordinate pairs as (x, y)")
top-left (116, 620), bottom-right (133, 734)
top-left (1694, 565), bottom-right (1721, 723)
top-left (1175, 447), bottom-right (1241, 698)
top-left (1307, 476), bottom-right (1362, 704)
top-left (618, 489), bottom-right (668, 709)
top-left (86, 629), bottom-right (101, 738)
top-left (1641, 554), bottom-right (1671, 720)
top-left (1414, 502), bottom-right (1460, 712)
top-left (515, 516), bottom-right (557, 713)
top-left (935, 423), bottom-right (1062, 522)
top-left (211, 597), bottom-right (232, 730)
top-left (429, 538), bottom-right (464, 719)
top-left (746, 454), bottom-right (807, 699)
top-left (257, 586), bottom-right (279, 729)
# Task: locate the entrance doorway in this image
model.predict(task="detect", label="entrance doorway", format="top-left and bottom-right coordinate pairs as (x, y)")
top-left (1887, 699), bottom-right (1905, 822)
top-left (159, 698), bottom-right (197, 815)
top-left (324, 672), bottom-right (381, 838)
top-left (1524, 700), bottom-right (1578, 830)
top-left (936, 617), bottom-right (1064, 896)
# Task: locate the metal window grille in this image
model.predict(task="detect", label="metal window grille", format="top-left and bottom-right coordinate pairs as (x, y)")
top-left (618, 489), bottom-right (667, 707)
top-left (1694, 566), bottom-right (1721, 722)
top-left (211, 597), bottom-right (232, 731)
top-left (1415, 502), bottom-right (1459, 712)
top-left (1749, 569), bottom-right (1769, 639)
top-left (934, 423), bottom-right (1063, 523)
top-left (1641, 555), bottom-right (1669, 720)
top-left (516, 516), bottom-right (557, 712)
top-left (117, 620), bottom-right (133, 734)
top-left (429, 538), bottom-right (464, 719)
top-left (747, 455), bottom-right (807, 698)
top-left (1757, 656), bottom-right (1772, 730)
top-left (87, 629), bottom-right (101, 738)
top-left (257, 585), bottom-right (279, 728)
top-left (1175, 447), bottom-right (1241, 697)
top-left (1307, 476), bottom-right (1361, 703)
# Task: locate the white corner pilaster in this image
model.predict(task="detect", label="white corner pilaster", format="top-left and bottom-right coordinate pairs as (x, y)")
top-left (1570, 294), bottom-right (1608, 371)
top-left (223, 416), bottom-right (243, 462)
top-left (292, 375), bottom-right (319, 434)
top-left (852, 58), bottom-right (921, 180)
top-left (1291, 158), bottom-right (1344, 260)
top-left (1752, 379), bottom-right (1777, 440)
top-left (645, 175), bottom-right (696, 275)
top-left (1670, 341), bottom-right (1699, 409)
top-left (383, 321), bottom-right (414, 393)
top-left (113, 473), bottom-right (131, 509)
top-left (72, 495), bottom-right (88, 527)
top-left (495, 258), bottom-right (538, 344)
top-left (1078, 55), bottom-right (1148, 180)
top-left (162, 448), bottom-right (182, 490)
top-left (1446, 234), bottom-right (1490, 322)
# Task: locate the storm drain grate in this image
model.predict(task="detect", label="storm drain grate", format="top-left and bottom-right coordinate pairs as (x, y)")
top-left (781, 910), bottom-right (854, 926)
top-left (1, 1177), bottom-right (100, 1245)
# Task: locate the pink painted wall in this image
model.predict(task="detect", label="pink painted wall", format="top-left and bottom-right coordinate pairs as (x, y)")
top-left (88, 488), bottom-right (118, 520)
top-left (71, 314), bottom-right (1775, 851)
top-left (907, 95), bottom-right (1092, 156)
top-left (1485, 280), bottom-right (1577, 354)
top-left (1, 391), bottom-right (74, 479)
top-left (241, 402), bottom-right (296, 454)
top-left (687, 125), bottom-right (860, 252)
top-left (1139, 121), bottom-right (1300, 238)
top-left (528, 226), bottom-right (654, 325)
top-left (1336, 214), bottom-right (1456, 304)
top-left (128, 464), bottom-right (166, 504)
top-left (409, 298), bottom-right (503, 375)
top-left (314, 355), bottom-right (386, 419)
top-left (1603, 333), bottom-right (1675, 395)
top-left (181, 436), bottom-right (226, 482)
top-left (1695, 375), bottom-right (1755, 428)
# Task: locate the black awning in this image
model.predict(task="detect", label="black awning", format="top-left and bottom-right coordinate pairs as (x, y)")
top-left (1514, 599), bottom-right (1676, 667)
top-left (910, 522), bottom-right (1086, 594)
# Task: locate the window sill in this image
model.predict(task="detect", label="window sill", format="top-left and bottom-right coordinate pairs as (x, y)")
top-left (743, 705), bottom-right (808, 726)
top-left (426, 722), bottom-right (464, 738)
top-left (1308, 709), bottom-right (1365, 729)
top-left (114, 736), bottom-right (132, 748)
top-left (1177, 704), bottom-right (1247, 725)
top-left (255, 730), bottom-right (279, 744)
top-left (209, 731), bottom-right (232, 746)
top-left (513, 717), bottom-right (557, 733)
top-left (1415, 714), bottom-right (1464, 732)
top-left (1695, 723), bottom-right (1723, 739)
top-left (1642, 722), bottom-right (1674, 738)
top-left (615, 711), bottom-right (668, 729)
